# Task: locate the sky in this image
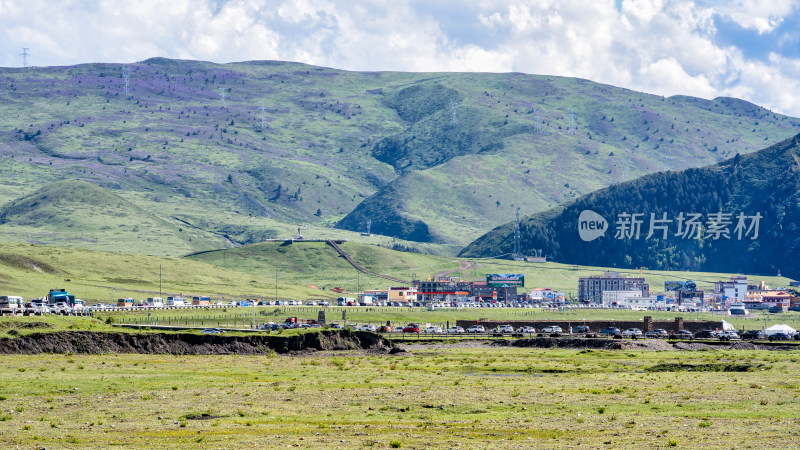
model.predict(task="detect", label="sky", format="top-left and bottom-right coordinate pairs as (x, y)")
top-left (2, 0), bottom-right (800, 116)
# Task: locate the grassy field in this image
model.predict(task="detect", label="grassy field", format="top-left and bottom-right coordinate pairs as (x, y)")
top-left (1, 345), bottom-right (799, 448)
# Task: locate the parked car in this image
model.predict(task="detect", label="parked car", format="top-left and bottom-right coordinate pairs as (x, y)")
top-left (573, 325), bottom-right (591, 334)
top-left (670, 330), bottom-right (694, 340)
top-left (402, 324), bottom-right (421, 333)
top-left (740, 330), bottom-right (764, 340)
top-left (694, 330), bottom-right (718, 339)
top-left (358, 324), bottom-right (377, 332)
top-left (446, 326), bottom-right (465, 333)
top-left (201, 328), bottom-right (224, 334)
top-left (769, 332), bottom-right (793, 341)
top-left (497, 324), bottom-right (515, 333)
top-left (645, 329), bottom-right (669, 339)
top-left (517, 326), bottom-right (536, 333)
top-left (423, 326), bottom-right (443, 333)
top-left (718, 331), bottom-right (741, 341)
top-left (542, 326), bottom-right (563, 334)
top-left (622, 328), bottom-right (643, 338)
top-left (466, 325), bottom-right (485, 333)
top-left (598, 327), bottom-right (621, 336)
top-left (306, 301), bottom-right (317, 306)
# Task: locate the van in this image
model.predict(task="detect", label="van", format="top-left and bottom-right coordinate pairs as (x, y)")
top-left (147, 297), bottom-right (164, 307)
top-left (0, 295), bottom-right (24, 315)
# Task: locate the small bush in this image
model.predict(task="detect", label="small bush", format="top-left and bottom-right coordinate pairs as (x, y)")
top-left (390, 440), bottom-right (402, 448)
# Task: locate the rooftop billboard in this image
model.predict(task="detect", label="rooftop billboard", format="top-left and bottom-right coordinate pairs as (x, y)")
top-left (486, 274), bottom-right (525, 287)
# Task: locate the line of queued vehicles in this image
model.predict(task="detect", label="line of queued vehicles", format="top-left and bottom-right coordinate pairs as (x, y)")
top-left (380, 323), bottom-right (799, 342)
top-left (0, 289), bottom-right (91, 316)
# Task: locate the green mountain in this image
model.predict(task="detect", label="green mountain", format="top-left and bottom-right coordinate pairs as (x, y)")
top-left (0, 59), bottom-right (799, 254)
top-left (460, 134), bottom-right (800, 279)
top-left (0, 179), bottom-right (224, 256)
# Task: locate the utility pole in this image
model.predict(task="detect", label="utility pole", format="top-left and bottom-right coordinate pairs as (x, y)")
top-left (159, 264), bottom-right (162, 298)
top-left (20, 48), bottom-right (29, 68)
top-left (275, 268), bottom-right (278, 303)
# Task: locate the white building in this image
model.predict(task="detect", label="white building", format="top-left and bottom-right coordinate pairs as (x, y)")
top-left (620, 296), bottom-right (661, 309)
top-left (601, 290), bottom-right (642, 307)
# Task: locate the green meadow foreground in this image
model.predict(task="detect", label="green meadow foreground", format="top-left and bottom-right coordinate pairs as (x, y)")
top-left (2, 343), bottom-right (800, 448)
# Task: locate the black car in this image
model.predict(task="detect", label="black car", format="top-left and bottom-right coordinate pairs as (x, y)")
top-left (573, 325), bottom-right (591, 334)
top-left (740, 330), bottom-right (764, 340)
top-left (694, 330), bottom-right (718, 339)
top-left (768, 332), bottom-right (793, 341)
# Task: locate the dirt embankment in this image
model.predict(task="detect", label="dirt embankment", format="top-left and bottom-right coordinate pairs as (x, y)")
top-left (0, 330), bottom-right (393, 355)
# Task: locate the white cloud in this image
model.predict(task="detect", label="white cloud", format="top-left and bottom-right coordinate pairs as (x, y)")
top-left (0, 0), bottom-right (799, 116)
top-left (713, 0), bottom-right (800, 34)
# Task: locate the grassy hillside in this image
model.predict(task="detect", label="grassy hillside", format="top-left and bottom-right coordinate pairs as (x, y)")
top-left (0, 179), bottom-right (225, 256)
top-left (1, 59), bottom-right (798, 254)
top-left (462, 134), bottom-right (800, 279)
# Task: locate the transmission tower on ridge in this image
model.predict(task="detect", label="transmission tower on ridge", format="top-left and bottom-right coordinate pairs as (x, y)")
top-left (450, 100), bottom-right (459, 127)
top-left (219, 88), bottom-right (226, 107)
top-left (533, 109), bottom-right (541, 134)
top-left (122, 66), bottom-right (131, 96)
top-left (20, 48), bottom-right (29, 68)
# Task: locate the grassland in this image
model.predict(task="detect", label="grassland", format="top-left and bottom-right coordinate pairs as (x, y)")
top-left (1, 345), bottom-right (799, 448)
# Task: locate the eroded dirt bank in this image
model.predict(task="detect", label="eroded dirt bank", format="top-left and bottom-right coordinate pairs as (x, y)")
top-left (0, 330), bottom-right (393, 355)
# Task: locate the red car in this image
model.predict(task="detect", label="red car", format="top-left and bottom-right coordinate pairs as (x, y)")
top-left (402, 323), bottom-right (420, 333)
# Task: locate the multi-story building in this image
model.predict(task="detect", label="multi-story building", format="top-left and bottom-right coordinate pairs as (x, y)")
top-left (578, 272), bottom-right (649, 304)
top-left (714, 276), bottom-right (748, 302)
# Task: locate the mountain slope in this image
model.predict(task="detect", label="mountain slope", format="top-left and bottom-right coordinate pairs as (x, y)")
top-left (460, 134), bottom-right (800, 279)
top-left (0, 179), bottom-right (224, 256)
top-left (0, 60), bottom-right (799, 254)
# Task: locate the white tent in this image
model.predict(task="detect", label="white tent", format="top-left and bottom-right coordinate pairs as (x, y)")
top-left (764, 324), bottom-right (797, 336)
top-left (720, 320), bottom-right (736, 331)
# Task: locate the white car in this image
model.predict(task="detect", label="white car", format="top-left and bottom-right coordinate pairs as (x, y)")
top-left (358, 324), bottom-right (377, 332)
top-left (542, 326), bottom-right (563, 334)
top-left (517, 326), bottom-right (536, 333)
top-left (622, 328), bottom-right (643, 338)
top-left (466, 325), bottom-right (485, 333)
top-left (423, 326), bottom-right (442, 333)
top-left (306, 301), bottom-right (317, 306)
top-left (497, 325), bottom-right (515, 333)
top-left (446, 326), bottom-right (465, 333)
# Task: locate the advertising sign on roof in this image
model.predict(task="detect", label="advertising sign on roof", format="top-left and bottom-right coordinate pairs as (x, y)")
top-left (487, 274), bottom-right (525, 287)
